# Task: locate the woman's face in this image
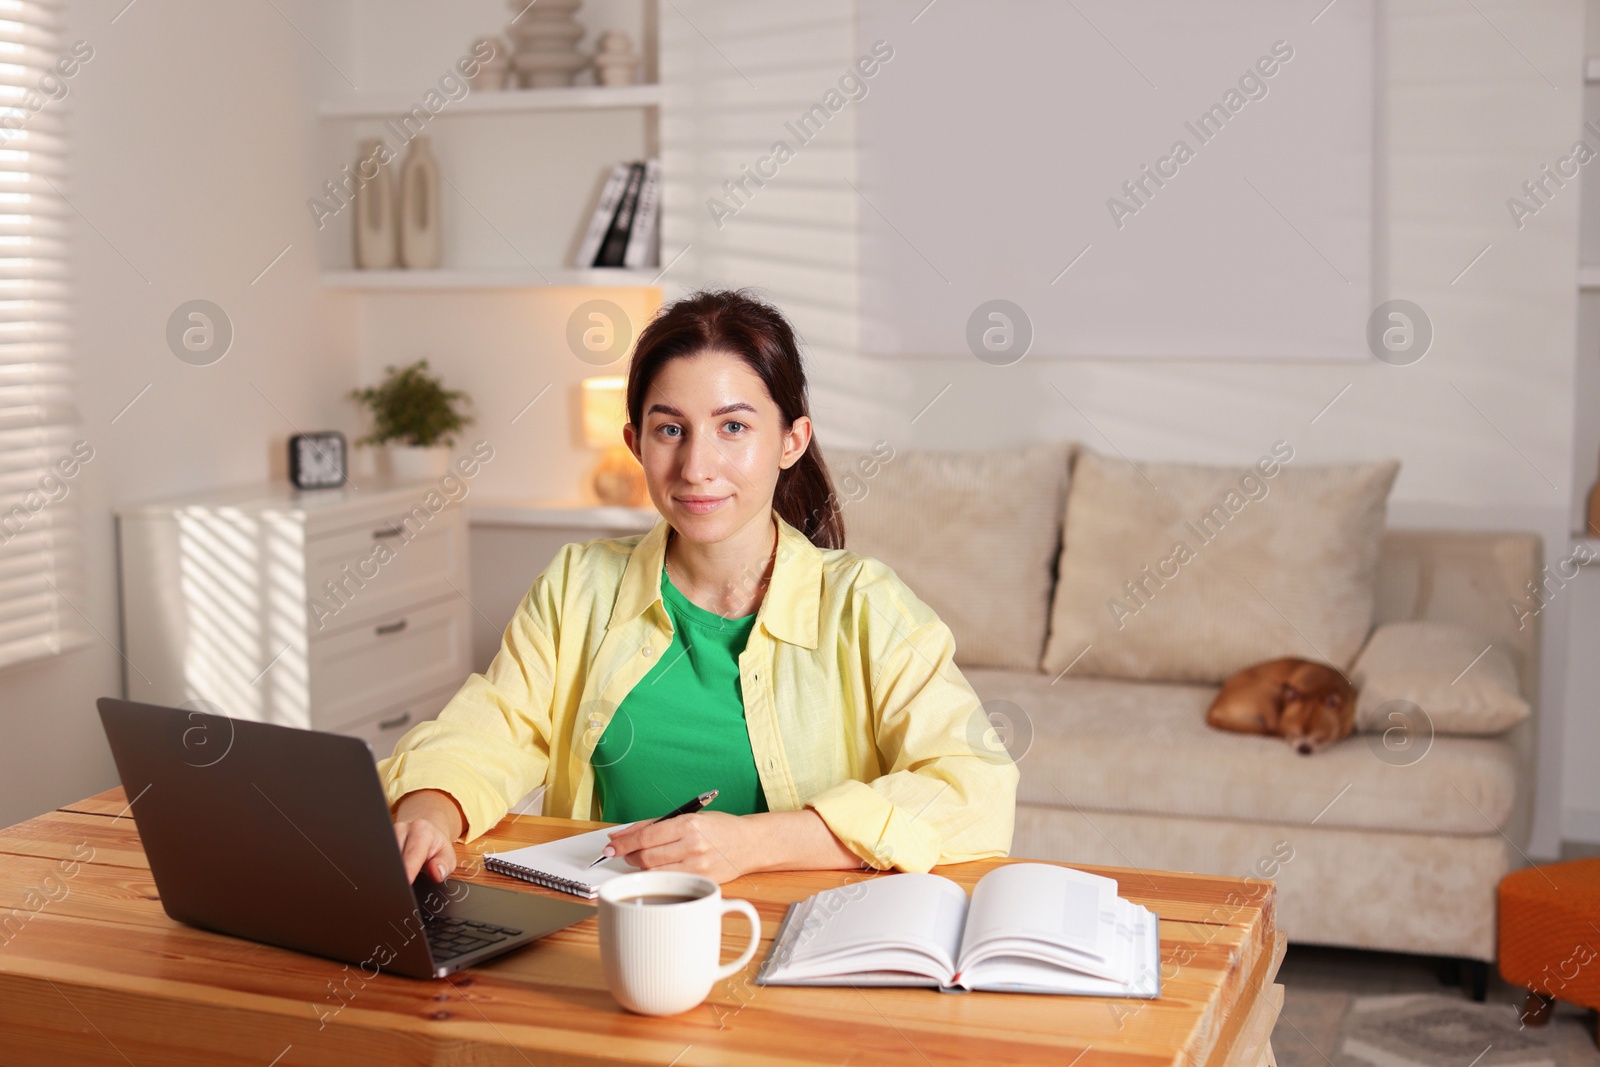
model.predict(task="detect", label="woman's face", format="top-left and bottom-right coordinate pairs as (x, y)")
top-left (624, 350), bottom-right (811, 546)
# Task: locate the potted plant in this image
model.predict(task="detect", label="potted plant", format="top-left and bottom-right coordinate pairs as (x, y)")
top-left (349, 359), bottom-right (472, 482)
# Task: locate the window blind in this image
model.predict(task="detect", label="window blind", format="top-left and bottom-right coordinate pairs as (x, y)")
top-left (0, 0), bottom-right (87, 670)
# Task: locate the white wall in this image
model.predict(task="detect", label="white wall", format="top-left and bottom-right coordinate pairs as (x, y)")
top-left (857, 1), bottom-right (1379, 364)
top-left (656, 0), bottom-right (904, 448)
top-left (0, 0), bottom-right (358, 828)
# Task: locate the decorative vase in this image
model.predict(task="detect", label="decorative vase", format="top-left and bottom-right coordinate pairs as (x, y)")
top-left (506, 0), bottom-right (588, 87)
top-left (593, 31), bottom-right (641, 87)
top-left (387, 444), bottom-right (451, 482)
top-left (352, 138), bottom-right (398, 270)
top-left (399, 137), bottom-right (442, 269)
top-left (467, 36), bottom-right (512, 91)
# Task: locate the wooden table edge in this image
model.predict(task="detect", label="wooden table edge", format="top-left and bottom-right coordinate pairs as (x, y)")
top-left (1228, 982), bottom-right (1285, 1067)
top-left (1203, 931), bottom-right (1287, 1067)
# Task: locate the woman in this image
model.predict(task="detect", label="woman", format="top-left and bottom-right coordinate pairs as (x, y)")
top-left (380, 289), bottom-right (1017, 885)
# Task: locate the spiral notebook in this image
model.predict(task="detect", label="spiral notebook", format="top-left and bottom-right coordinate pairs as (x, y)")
top-left (482, 824), bottom-right (637, 899)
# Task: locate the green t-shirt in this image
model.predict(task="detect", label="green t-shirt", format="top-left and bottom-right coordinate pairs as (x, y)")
top-left (592, 564), bottom-right (770, 822)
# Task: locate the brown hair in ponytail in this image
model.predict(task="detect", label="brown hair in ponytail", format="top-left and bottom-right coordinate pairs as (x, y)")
top-left (624, 288), bottom-right (845, 549)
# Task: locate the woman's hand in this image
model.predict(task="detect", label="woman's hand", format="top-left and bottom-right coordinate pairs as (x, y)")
top-left (603, 811), bottom-right (754, 883)
top-left (603, 809), bottom-right (864, 883)
top-left (392, 789), bottom-right (465, 883)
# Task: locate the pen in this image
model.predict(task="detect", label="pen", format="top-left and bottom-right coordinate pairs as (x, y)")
top-left (589, 789), bottom-right (719, 867)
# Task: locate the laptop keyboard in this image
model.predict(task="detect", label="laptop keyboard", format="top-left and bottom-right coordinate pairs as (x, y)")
top-left (423, 916), bottom-right (524, 962)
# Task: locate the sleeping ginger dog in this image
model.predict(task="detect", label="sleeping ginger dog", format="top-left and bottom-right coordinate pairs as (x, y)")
top-left (1205, 657), bottom-right (1357, 755)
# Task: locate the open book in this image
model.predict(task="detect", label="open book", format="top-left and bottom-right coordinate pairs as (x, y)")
top-left (755, 863), bottom-right (1161, 997)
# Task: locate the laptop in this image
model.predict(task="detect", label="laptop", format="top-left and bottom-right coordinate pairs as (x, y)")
top-left (96, 697), bottom-right (595, 979)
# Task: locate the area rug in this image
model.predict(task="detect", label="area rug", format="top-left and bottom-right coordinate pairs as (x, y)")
top-left (1273, 991), bottom-right (1598, 1067)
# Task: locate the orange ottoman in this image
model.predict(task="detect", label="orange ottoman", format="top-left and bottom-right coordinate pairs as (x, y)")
top-left (1498, 858), bottom-right (1600, 1035)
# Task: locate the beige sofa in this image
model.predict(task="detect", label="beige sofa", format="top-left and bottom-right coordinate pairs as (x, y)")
top-left (824, 441), bottom-right (1540, 971)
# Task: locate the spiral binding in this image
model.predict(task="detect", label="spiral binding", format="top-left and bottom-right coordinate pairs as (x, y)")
top-left (483, 856), bottom-right (597, 898)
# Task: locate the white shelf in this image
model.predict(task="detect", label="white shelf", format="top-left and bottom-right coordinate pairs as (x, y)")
top-left (322, 268), bottom-right (660, 290)
top-left (319, 84), bottom-right (661, 119)
top-left (469, 499), bottom-right (658, 530)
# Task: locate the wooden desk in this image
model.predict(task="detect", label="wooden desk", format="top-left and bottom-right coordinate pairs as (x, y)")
top-left (0, 789), bottom-right (1283, 1066)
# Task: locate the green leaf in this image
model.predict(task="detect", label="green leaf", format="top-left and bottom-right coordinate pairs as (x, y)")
top-left (347, 359), bottom-right (473, 448)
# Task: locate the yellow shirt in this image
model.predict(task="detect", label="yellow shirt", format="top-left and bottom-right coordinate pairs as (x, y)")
top-left (376, 511), bottom-right (1018, 873)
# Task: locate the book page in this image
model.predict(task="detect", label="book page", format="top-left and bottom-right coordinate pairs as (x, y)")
top-left (764, 874), bottom-right (968, 983)
top-left (960, 863), bottom-right (1116, 961)
top-left (956, 903), bottom-right (1161, 998)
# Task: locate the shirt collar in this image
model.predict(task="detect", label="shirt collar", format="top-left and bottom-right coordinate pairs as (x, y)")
top-left (611, 511), bottom-right (822, 649)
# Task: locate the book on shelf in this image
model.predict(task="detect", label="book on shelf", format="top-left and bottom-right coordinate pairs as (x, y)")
top-left (592, 161), bottom-right (645, 268)
top-left (623, 158), bottom-right (662, 269)
top-left (575, 163), bottom-right (632, 269)
top-left (755, 862), bottom-right (1161, 997)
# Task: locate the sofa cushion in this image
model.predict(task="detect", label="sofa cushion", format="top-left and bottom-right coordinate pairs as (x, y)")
top-left (1041, 448), bottom-right (1399, 683)
top-left (823, 441), bottom-right (1073, 670)
top-left (962, 666), bottom-right (1520, 836)
top-left (1351, 621), bottom-right (1531, 736)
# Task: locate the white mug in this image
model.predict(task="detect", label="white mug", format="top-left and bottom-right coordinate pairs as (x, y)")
top-left (598, 871), bottom-right (761, 1015)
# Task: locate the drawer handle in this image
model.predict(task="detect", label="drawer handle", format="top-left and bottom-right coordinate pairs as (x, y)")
top-left (372, 525), bottom-right (406, 540)
top-left (378, 711), bottom-right (412, 731)
top-left (375, 619), bottom-right (408, 636)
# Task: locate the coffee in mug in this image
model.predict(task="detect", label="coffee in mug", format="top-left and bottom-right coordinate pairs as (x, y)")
top-left (598, 871), bottom-right (760, 1015)
top-left (619, 894), bottom-right (700, 906)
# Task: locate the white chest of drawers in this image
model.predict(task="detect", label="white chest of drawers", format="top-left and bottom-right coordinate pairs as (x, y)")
top-left (116, 479), bottom-right (472, 760)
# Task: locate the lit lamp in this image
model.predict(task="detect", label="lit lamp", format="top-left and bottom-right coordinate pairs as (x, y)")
top-left (581, 376), bottom-right (647, 507)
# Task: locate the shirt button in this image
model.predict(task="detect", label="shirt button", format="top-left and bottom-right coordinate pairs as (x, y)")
top-left (643, 646), bottom-right (653, 657)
